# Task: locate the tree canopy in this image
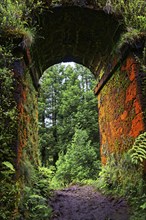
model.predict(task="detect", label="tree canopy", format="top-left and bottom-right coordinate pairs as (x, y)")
top-left (38, 63), bottom-right (100, 166)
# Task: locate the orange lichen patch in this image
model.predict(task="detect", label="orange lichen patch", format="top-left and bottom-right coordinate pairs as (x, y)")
top-left (107, 141), bottom-right (114, 153)
top-left (129, 113), bottom-right (145, 138)
top-left (133, 98), bottom-right (142, 114)
top-left (121, 56), bottom-right (136, 71)
top-left (127, 64), bottom-right (138, 81)
top-left (120, 110), bottom-right (128, 120)
top-left (17, 147), bottom-right (22, 166)
top-left (125, 100), bottom-right (133, 112)
top-left (101, 132), bottom-right (107, 143)
top-left (26, 48), bottom-right (32, 63)
top-left (19, 134), bottom-right (27, 147)
top-left (110, 124), bottom-right (116, 138)
top-left (99, 106), bottom-right (105, 118)
top-left (109, 119), bottom-right (123, 138)
top-left (18, 103), bottom-right (24, 114)
top-left (125, 80), bottom-right (137, 103)
top-left (25, 115), bottom-right (30, 124)
top-left (111, 126), bottom-right (122, 138)
top-left (17, 134), bottom-right (26, 164)
top-left (101, 155), bottom-right (107, 165)
top-left (109, 143), bottom-right (117, 153)
top-left (117, 127), bottom-right (123, 134)
top-left (23, 128), bottom-right (27, 139)
top-left (127, 67), bottom-right (135, 82)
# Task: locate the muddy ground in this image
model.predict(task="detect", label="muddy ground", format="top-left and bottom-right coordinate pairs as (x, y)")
top-left (49, 185), bottom-right (130, 220)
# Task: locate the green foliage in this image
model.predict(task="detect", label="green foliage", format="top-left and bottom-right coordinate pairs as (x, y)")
top-left (2, 161), bottom-right (15, 172)
top-left (0, 0), bottom-right (33, 40)
top-left (129, 194), bottom-right (146, 220)
top-left (36, 166), bottom-right (56, 196)
top-left (0, 46), bottom-right (17, 163)
top-left (16, 69), bottom-right (40, 167)
top-left (38, 166), bottom-right (56, 182)
top-left (38, 64), bottom-right (66, 165)
top-left (96, 153), bottom-right (145, 219)
top-left (117, 29), bottom-right (141, 48)
top-left (0, 0), bottom-right (49, 45)
top-left (0, 162), bottom-right (19, 220)
top-left (18, 186), bottom-right (52, 220)
top-left (96, 133), bottom-right (146, 220)
top-left (97, 153), bottom-right (144, 197)
top-left (19, 155), bottom-right (37, 185)
top-left (111, 0), bottom-right (146, 32)
top-left (18, 162), bottom-right (53, 219)
top-left (38, 63), bottom-right (99, 166)
top-left (0, 0), bottom-right (23, 30)
top-left (53, 129), bottom-right (100, 186)
top-left (129, 132), bottom-right (146, 164)
top-left (128, 133), bottom-right (146, 219)
top-left (0, 46), bottom-right (18, 219)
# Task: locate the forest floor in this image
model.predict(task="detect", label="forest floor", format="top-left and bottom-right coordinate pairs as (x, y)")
top-left (49, 185), bottom-right (130, 220)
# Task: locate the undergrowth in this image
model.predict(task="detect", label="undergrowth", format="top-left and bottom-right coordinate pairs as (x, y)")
top-left (0, 162), bottom-right (20, 220)
top-left (17, 156), bottom-right (53, 220)
top-left (50, 129), bottom-right (101, 188)
top-left (95, 132), bottom-right (146, 220)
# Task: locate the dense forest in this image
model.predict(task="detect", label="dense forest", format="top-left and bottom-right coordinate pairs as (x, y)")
top-left (38, 63), bottom-right (100, 183)
top-left (0, 0), bottom-right (146, 220)
top-left (38, 64), bottom-right (99, 166)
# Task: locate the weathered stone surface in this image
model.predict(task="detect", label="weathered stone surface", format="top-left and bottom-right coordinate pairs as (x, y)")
top-left (32, 6), bottom-right (123, 79)
top-left (13, 55), bottom-right (39, 168)
top-left (98, 54), bottom-right (146, 165)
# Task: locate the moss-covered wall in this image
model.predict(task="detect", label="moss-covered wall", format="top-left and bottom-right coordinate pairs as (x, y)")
top-left (14, 50), bottom-right (146, 170)
top-left (13, 58), bottom-right (39, 170)
top-left (98, 54), bottom-right (146, 164)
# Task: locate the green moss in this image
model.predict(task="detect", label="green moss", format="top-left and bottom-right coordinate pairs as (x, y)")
top-left (21, 70), bottom-right (40, 166)
top-left (0, 46), bottom-right (19, 220)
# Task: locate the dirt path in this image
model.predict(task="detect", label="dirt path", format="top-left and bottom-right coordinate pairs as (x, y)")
top-left (49, 185), bottom-right (130, 220)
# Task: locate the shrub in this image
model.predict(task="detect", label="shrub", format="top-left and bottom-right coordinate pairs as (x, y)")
top-left (54, 129), bottom-right (100, 186)
top-left (97, 133), bottom-right (146, 219)
top-left (18, 159), bottom-right (53, 219)
top-left (18, 162), bottom-right (52, 220)
top-left (18, 186), bottom-right (52, 220)
top-left (97, 153), bottom-right (144, 197)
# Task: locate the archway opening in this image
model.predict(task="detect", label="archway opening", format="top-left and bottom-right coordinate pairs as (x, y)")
top-left (38, 62), bottom-right (100, 185)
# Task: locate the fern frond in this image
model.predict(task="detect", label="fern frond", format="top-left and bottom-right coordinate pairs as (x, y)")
top-left (129, 132), bottom-right (146, 164)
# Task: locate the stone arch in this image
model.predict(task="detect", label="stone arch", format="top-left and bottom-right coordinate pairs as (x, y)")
top-left (31, 6), bottom-right (124, 84)
top-left (13, 5), bottom-right (145, 167)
